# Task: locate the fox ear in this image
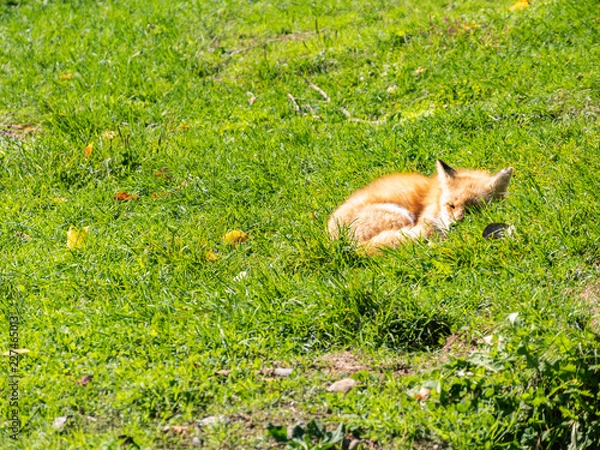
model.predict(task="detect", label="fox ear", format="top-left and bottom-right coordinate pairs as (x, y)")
top-left (436, 159), bottom-right (457, 182)
top-left (490, 167), bottom-right (514, 197)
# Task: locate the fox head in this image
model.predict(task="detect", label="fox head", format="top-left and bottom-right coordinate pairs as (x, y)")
top-left (436, 159), bottom-right (513, 229)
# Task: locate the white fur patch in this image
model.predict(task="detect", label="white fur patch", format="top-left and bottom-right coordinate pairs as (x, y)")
top-left (376, 203), bottom-right (416, 222)
top-left (435, 213), bottom-right (453, 232)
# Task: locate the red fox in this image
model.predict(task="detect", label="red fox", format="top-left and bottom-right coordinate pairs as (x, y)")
top-left (328, 160), bottom-right (513, 254)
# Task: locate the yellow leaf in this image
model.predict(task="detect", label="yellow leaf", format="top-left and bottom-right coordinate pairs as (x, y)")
top-left (84, 143), bottom-right (93, 159)
top-left (67, 226), bottom-right (89, 250)
top-left (509, 0), bottom-right (529, 11)
top-left (59, 73), bottom-right (73, 80)
top-left (223, 230), bottom-right (249, 247)
top-left (205, 251), bottom-right (219, 262)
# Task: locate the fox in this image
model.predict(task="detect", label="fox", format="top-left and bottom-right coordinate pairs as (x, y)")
top-left (328, 160), bottom-right (513, 254)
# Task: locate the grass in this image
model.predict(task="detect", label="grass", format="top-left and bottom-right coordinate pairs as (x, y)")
top-left (0, 0), bottom-right (599, 448)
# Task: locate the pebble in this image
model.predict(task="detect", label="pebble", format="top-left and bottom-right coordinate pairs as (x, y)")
top-left (326, 378), bottom-right (357, 393)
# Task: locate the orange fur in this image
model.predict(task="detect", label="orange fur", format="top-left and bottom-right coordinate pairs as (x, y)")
top-left (329, 160), bottom-right (513, 254)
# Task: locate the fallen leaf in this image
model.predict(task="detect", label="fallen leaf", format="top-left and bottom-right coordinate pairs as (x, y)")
top-left (414, 67), bottom-right (428, 75)
top-left (205, 251), bottom-right (219, 262)
top-left (77, 375), bottom-right (93, 387)
top-left (101, 130), bottom-right (117, 140)
top-left (326, 378), bottom-right (357, 393)
top-left (58, 73), bottom-right (73, 80)
top-left (15, 231), bottom-right (31, 241)
top-left (215, 369), bottom-right (231, 376)
top-left (151, 191), bottom-right (171, 199)
top-left (509, 0), bottom-right (529, 11)
top-left (84, 143), bottom-right (93, 159)
top-left (154, 167), bottom-right (173, 180)
top-left (162, 425), bottom-right (188, 434)
top-left (2, 348), bottom-right (30, 356)
top-left (52, 197), bottom-right (68, 204)
top-left (114, 191), bottom-right (140, 201)
top-left (67, 226), bottom-right (89, 250)
top-left (482, 335), bottom-right (494, 345)
top-left (248, 95), bottom-right (257, 105)
top-left (223, 230), bottom-right (249, 247)
top-left (460, 21), bottom-right (479, 30)
top-left (414, 387), bottom-right (431, 401)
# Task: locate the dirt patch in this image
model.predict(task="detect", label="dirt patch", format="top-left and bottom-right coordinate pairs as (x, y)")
top-left (319, 351), bottom-right (370, 375)
top-left (580, 282), bottom-right (600, 333)
top-left (581, 282), bottom-right (600, 303)
top-left (441, 331), bottom-right (478, 356)
top-left (0, 123), bottom-right (40, 139)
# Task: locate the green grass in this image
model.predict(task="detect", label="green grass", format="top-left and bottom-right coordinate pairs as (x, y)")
top-left (1, 0), bottom-right (599, 448)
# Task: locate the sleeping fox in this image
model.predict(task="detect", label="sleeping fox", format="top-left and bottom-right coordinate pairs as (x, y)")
top-left (328, 160), bottom-right (513, 254)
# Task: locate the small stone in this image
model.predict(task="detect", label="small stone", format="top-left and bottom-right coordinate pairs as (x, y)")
top-left (192, 437), bottom-right (202, 447)
top-left (274, 367), bottom-right (293, 377)
top-left (197, 415), bottom-right (229, 428)
top-left (53, 416), bottom-right (69, 430)
top-left (347, 438), bottom-right (361, 450)
top-left (326, 378), bottom-right (357, 393)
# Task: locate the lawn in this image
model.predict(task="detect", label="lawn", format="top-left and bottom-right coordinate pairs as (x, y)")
top-left (1, 0), bottom-right (599, 448)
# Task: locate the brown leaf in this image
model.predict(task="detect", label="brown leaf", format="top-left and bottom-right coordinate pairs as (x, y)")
top-left (154, 167), bottom-right (173, 180)
top-left (215, 369), bottom-right (231, 376)
top-left (162, 425), bottom-right (188, 434)
top-left (77, 375), bottom-right (93, 387)
top-left (114, 192), bottom-right (140, 201)
top-left (151, 191), bottom-right (172, 199)
top-left (15, 231), bottom-right (31, 241)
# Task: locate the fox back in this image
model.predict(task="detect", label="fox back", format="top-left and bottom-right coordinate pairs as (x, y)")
top-left (329, 160), bottom-right (513, 252)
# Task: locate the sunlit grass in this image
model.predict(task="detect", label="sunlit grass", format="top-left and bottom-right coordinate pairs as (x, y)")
top-left (0, 0), bottom-right (599, 448)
